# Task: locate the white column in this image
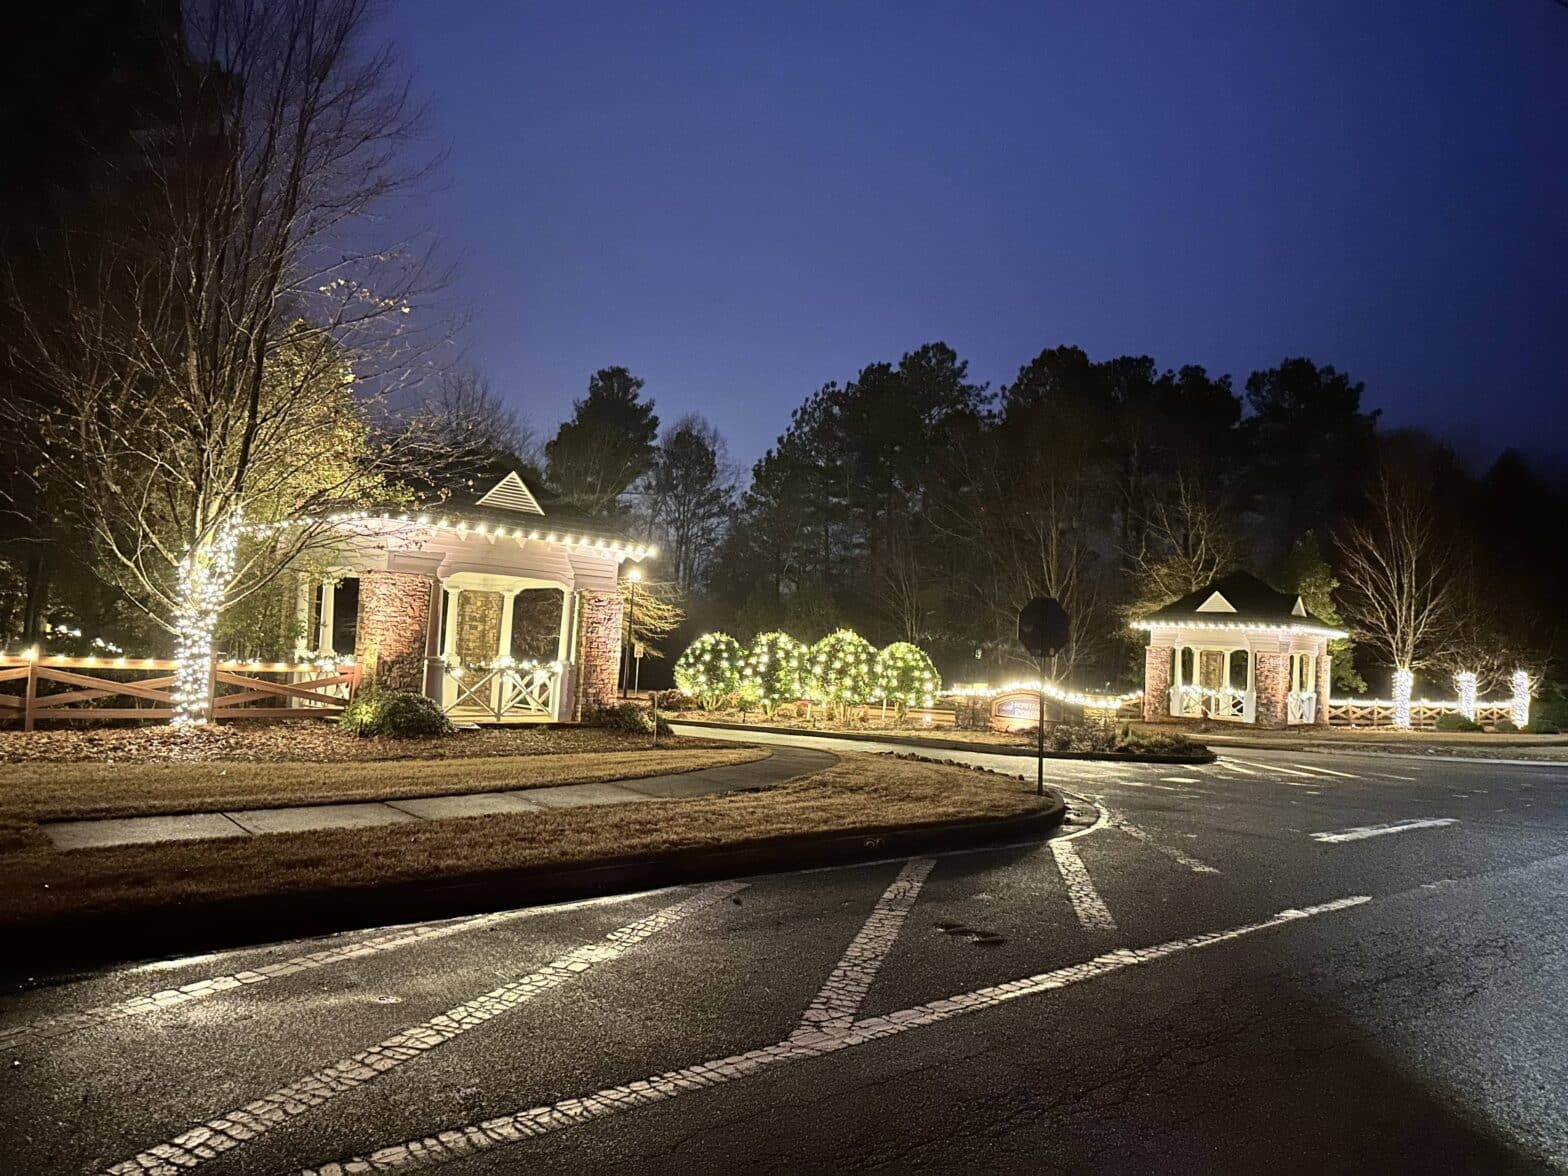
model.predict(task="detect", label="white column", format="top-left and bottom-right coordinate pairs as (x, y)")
top-left (318, 578), bottom-right (335, 654)
top-left (556, 588), bottom-right (574, 664)
top-left (497, 588), bottom-right (521, 662)
top-left (440, 588), bottom-right (461, 660)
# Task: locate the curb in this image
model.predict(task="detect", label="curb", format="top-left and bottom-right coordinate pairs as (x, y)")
top-left (670, 719), bottom-right (1216, 765)
top-left (5, 795), bottom-right (1066, 978)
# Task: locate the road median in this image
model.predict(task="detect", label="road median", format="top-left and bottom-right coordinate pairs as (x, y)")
top-left (2, 753), bottom-right (1064, 976)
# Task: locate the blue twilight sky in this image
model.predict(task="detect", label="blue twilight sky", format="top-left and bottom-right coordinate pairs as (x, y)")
top-left (374, 1), bottom-right (1568, 474)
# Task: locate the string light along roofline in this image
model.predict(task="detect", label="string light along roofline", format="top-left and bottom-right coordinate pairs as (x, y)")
top-left (1130, 619), bottom-right (1348, 639)
top-left (243, 512), bottom-right (657, 561)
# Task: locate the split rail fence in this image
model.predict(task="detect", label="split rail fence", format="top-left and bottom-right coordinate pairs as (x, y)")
top-left (0, 655), bottom-right (359, 730)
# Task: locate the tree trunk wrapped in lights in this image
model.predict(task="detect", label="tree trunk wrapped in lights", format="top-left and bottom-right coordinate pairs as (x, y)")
top-left (1391, 668), bottom-right (1414, 730)
top-left (1454, 671), bottom-right (1478, 723)
top-left (169, 514), bottom-right (244, 725)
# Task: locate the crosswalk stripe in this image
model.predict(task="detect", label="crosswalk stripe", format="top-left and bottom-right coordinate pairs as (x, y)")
top-left (1050, 840), bottom-right (1117, 932)
top-left (1310, 818), bottom-right (1457, 843)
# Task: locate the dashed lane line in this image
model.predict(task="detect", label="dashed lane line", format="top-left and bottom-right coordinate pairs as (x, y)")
top-left (101, 882), bottom-right (746, 1176)
top-left (792, 857), bottom-right (934, 1039)
top-left (1212, 760), bottom-right (1258, 776)
top-left (1310, 818), bottom-right (1458, 843)
top-left (1111, 819), bottom-right (1221, 874)
top-left (0, 898), bottom-right (640, 1053)
top-left (1049, 840), bottom-right (1117, 932)
top-left (296, 896), bottom-right (1372, 1175)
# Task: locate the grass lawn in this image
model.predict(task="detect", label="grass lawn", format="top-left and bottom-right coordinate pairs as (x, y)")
top-left (0, 754), bottom-right (1048, 930)
top-left (0, 744), bottom-right (770, 826)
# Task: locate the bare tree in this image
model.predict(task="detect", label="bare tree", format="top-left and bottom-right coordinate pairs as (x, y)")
top-left (1123, 473), bottom-right (1235, 619)
top-left (876, 523), bottom-right (928, 644)
top-left (636, 415), bottom-right (735, 591)
top-left (2, 0), bottom-right (447, 721)
top-left (1336, 469), bottom-right (1456, 682)
top-left (427, 367), bottom-right (537, 471)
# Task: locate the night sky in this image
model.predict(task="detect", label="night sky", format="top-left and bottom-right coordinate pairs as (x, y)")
top-left (376, 1), bottom-right (1568, 472)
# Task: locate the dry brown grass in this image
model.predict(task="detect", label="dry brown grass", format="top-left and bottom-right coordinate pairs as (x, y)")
top-left (0, 746), bottom-right (769, 823)
top-left (0, 754), bottom-right (1046, 927)
top-left (0, 722), bottom-right (732, 764)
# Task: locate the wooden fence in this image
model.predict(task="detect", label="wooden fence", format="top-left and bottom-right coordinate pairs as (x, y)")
top-left (1328, 699), bottom-right (1515, 730)
top-left (0, 655), bottom-right (359, 729)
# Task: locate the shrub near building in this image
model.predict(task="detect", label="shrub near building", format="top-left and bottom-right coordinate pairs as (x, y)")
top-left (874, 642), bottom-right (940, 718)
top-left (807, 629), bottom-right (878, 720)
top-left (673, 633), bottom-right (744, 711)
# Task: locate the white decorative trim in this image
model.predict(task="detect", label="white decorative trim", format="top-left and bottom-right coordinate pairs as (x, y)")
top-left (475, 471), bottom-right (545, 516)
top-left (1195, 591), bottom-right (1236, 613)
top-left (1132, 619), bottom-right (1347, 638)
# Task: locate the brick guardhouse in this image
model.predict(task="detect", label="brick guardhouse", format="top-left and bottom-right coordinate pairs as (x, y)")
top-left (1133, 572), bottom-right (1344, 729)
top-left (292, 462), bottom-right (651, 724)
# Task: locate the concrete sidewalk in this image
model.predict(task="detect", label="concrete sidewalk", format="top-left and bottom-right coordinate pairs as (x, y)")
top-left (43, 746), bottom-right (836, 851)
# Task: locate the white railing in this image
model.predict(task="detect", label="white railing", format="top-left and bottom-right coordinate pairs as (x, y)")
top-left (1171, 685), bottom-right (1254, 722)
top-left (443, 663), bottom-right (561, 722)
top-left (1287, 691), bottom-right (1317, 725)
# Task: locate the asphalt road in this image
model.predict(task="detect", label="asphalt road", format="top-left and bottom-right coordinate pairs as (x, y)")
top-left (4, 735), bottom-right (1568, 1174)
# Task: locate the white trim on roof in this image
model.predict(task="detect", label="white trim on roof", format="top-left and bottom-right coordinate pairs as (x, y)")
top-left (475, 471), bottom-right (544, 516)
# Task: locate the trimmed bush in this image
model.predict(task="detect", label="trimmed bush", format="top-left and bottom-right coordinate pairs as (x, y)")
top-left (874, 642), bottom-right (941, 718)
top-left (339, 689), bottom-right (454, 738)
top-left (1492, 719), bottom-right (1519, 733)
top-left (741, 631), bottom-right (807, 717)
top-left (807, 629), bottom-right (878, 718)
top-left (674, 633), bottom-right (745, 710)
top-left (1524, 721), bottom-right (1561, 735)
top-left (1435, 712), bottom-right (1483, 733)
top-left (586, 702), bottom-right (672, 736)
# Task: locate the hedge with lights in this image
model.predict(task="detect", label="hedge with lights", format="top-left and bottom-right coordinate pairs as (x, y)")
top-left (807, 628), bottom-right (878, 718)
top-left (673, 632), bottom-right (744, 710)
top-left (874, 642), bottom-right (941, 716)
top-left (740, 631), bottom-right (807, 716)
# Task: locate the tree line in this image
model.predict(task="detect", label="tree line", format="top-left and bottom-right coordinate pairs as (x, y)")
top-left (539, 346), bottom-right (1566, 700)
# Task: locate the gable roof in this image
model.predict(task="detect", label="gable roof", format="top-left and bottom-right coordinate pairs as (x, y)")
top-left (1135, 571), bottom-right (1342, 633)
top-left (417, 456), bottom-right (639, 546)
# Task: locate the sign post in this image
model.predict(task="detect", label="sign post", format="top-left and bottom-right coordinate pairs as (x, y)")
top-left (1017, 596), bottom-right (1070, 797)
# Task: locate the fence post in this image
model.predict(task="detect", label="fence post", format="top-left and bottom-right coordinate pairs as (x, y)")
top-left (205, 653), bottom-right (218, 724)
top-left (23, 658), bottom-right (37, 733)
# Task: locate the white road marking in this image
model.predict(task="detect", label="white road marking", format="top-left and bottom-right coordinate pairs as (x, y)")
top-left (1225, 758), bottom-right (1320, 779)
top-left (296, 896), bottom-right (1371, 1175)
top-left (0, 898), bottom-right (641, 1053)
top-left (102, 882), bottom-right (745, 1175)
top-left (1213, 760), bottom-right (1258, 776)
top-left (1310, 818), bottom-right (1458, 843)
top-left (1112, 819), bottom-right (1221, 874)
top-left (793, 858), bottom-right (933, 1038)
top-left (1283, 762), bottom-right (1362, 779)
top-left (1161, 776), bottom-right (1201, 784)
top-left (1049, 840), bottom-right (1117, 931)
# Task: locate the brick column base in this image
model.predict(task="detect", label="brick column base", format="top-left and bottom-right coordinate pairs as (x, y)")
top-left (1316, 652), bottom-right (1333, 726)
top-left (355, 570), bottom-right (435, 693)
top-left (1254, 651), bottom-right (1290, 729)
top-left (1143, 645), bottom-right (1172, 723)
top-left (573, 590), bottom-right (624, 719)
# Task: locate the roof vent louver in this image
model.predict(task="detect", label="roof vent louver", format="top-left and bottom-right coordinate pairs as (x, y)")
top-left (475, 471), bottom-right (544, 516)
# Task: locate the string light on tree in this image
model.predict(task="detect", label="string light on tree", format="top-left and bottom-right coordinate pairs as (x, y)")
top-left (1391, 668), bottom-right (1414, 730)
top-left (1455, 671), bottom-right (1477, 722)
top-left (874, 642), bottom-right (941, 718)
top-left (807, 629), bottom-right (877, 720)
top-left (740, 631), bottom-right (806, 717)
top-left (674, 633), bottom-right (744, 711)
top-left (1511, 669), bottom-right (1531, 728)
top-left (169, 514), bottom-right (244, 727)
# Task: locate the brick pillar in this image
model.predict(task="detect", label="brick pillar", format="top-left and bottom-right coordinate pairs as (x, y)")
top-left (1254, 650), bottom-right (1290, 729)
top-left (1143, 644), bottom-right (1172, 723)
top-left (573, 590), bottom-right (624, 719)
top-left (1316, 650), bottom-right (1332, 726)
top-left (356, 570), bottom-right (436, 692)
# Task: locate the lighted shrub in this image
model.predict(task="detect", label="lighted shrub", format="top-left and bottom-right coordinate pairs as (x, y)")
top-left (339, 689), bottom-right (454, 738)
top-left (807, 629), bottom-right (877, 718)
top-left (741, 631), bottom-right (807, 716)
top-left (674, 633), bottom-right (745, 710)
top-left (874, 642), bottom-right (941, 717)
